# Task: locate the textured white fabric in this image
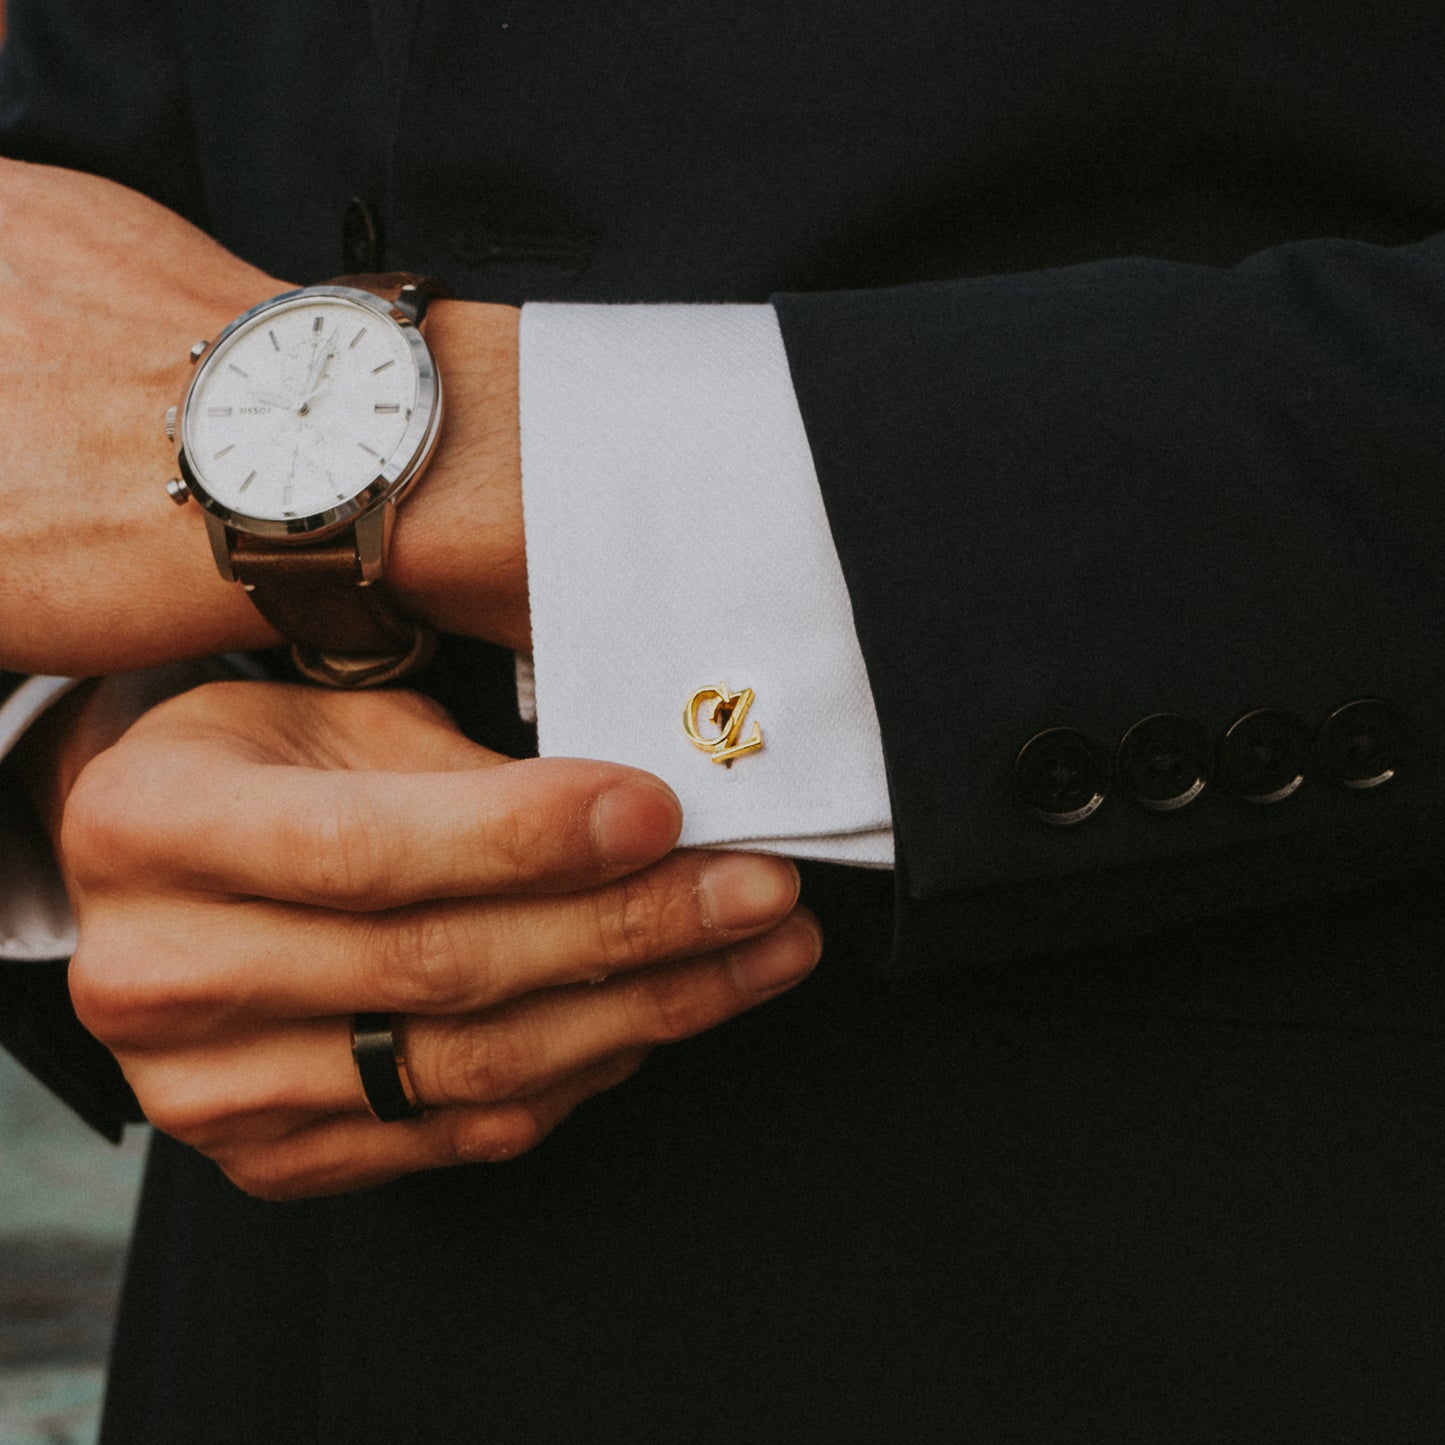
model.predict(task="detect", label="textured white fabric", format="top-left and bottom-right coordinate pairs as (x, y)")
top-left (520, 303), bottom-right (894, 866)
top-left (0, 676), bottom-right (82, 960)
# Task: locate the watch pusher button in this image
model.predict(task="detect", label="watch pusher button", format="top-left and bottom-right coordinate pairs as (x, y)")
top-left (166, 478), bottom-right (191, 505)
top-left (189, 340), bottom-right (209, 364)
top-left (164, 406), bottom-right (178, 441)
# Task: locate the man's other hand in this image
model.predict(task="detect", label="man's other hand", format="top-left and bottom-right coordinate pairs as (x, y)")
top-left (49, 680), bottom-right (819, 1198)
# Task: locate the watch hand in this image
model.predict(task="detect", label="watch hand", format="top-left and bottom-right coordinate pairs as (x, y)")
top-left (295, 379), bottom-right (335, 414)
top-left (245, 389), bottom-right (297, 410)
top-left (302, 328), bottom-right (338, 397)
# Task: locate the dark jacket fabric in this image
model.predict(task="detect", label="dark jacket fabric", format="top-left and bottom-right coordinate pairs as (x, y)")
top-left (2, 3), bottom-right (1443, 1440)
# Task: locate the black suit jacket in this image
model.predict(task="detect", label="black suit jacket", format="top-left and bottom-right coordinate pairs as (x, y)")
top-left (2, 3), bottom-right (1443, 1439)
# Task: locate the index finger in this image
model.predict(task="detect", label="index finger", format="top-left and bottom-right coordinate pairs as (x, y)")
top-left (135, 756), bottom-right (683, 908)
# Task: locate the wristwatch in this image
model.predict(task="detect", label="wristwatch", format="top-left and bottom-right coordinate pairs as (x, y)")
top-left (165, 273), bottom-right (445, 687)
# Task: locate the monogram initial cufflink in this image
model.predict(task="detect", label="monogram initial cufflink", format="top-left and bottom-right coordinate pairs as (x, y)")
top-left (684, 684), bottom-right (764, 765)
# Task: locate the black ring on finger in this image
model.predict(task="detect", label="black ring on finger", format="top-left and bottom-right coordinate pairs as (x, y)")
top-left (351, 1013), bottom-right (426, 1122)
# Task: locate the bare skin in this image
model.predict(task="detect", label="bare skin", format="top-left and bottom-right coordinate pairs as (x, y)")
top-left (28, 679), bottom-right (819, 1200)
top-left (3, 158), bottom-right (824, 1198)
top-left (0, 158), bottom-right (528, 672)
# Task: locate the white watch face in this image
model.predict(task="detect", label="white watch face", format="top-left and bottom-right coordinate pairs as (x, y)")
top-left (181, 292), bottom-right (433, 527)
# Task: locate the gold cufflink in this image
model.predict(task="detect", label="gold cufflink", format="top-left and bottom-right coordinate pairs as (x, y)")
top-left (684, 684), bottom-right (764, 766)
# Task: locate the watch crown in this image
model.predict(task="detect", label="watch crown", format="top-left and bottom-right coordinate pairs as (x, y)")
top-left (188, 340), bottom-right (209, 364)
top-left (165, 478), bottom-right (191, 506)
top-left (164, 406), bottom-right (178, 441)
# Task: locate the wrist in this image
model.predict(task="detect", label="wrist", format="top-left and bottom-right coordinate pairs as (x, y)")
top-left (388, 300), bottom-right (529, 650)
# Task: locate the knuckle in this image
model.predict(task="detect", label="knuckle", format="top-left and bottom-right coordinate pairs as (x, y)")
top-left (59, 754), bottom-right (148, 887)
top-left (69, 931), bottom-right (171, 1046)
top-left (69, 925), bottom-right (227, 1048)
top-left (284, 790), bottom-right (387, 906)
top-left (139, 1093), bottom-right (210, 1145)
top-left (476, 799), bottom-right (545, 889)
top-left (434, 1021), bottom-right (535, 1105)
top-left (128, 1063), bottom-right (273, 1156)
top-left (592, 870), bottom-right (673, 973)
top-left (629, 968), bottom-right (710, 1044)
top-left (367, 906), bottom-right (478, 1013)
top-left (66, 937), bottom-right (131, 1041)
top-left (139, 1087), bottom-right (230, 1149)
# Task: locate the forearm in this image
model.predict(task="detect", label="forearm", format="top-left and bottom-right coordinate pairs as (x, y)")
top-left (0, 160), bottom-right (527, 675)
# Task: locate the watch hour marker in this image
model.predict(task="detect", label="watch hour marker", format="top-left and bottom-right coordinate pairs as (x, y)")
top-left (239, 471), bottom-right (256, 492)
top-left (213, 444), bottom-right (235, 459)
top-left (374, 403), bottom-right (401, 413)
top-left (357, 442), bottom-right (380, 456)
top-left (349, 328), bottom-right (367, 349)
top-left (269, 330), bottom-right (280, 351)
top-left (312, 316), bottom-right (324, 333)
top-left (227, 363), bottom-right (250, 378)
top-left (371, 359), bottom-right (395, 374)
top-left (206, 406), bottom-right (233, 417)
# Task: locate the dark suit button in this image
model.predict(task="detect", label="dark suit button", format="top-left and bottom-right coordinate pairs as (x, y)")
top-left (1015, 728), bottom-right (1110, 826)
top-left (1217, 709), bottom-right (1311, 803)
top-left (1117, 714), bottom-right (1211, 811)
top-left (1316, 698), bottom-right (1412, 789)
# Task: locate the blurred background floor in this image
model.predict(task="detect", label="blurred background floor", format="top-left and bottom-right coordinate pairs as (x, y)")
top-left (0, 1049), bottom-right (147, 1445)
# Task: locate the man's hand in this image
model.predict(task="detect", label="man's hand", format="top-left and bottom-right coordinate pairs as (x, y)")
top-left (0, 159), bottom-right (528, 672)
top-left (46, 680), bottom-right (819, 1199)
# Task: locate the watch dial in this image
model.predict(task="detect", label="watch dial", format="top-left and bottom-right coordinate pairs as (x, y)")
top-left (183, 295), bottom-right (421, 523)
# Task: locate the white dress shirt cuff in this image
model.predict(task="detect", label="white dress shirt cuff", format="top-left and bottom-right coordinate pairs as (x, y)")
top-left (0, 677), bottom-right (84, 960)
top-left (519, 303), bottom-right (893, 867)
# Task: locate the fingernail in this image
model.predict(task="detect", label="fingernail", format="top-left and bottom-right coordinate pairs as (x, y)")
top-left (591, 779), bottom-right (683, 866)
top-left (728, 913), bottom-right (823, 995)
top-left (698, 853), bottom-right (800, 932)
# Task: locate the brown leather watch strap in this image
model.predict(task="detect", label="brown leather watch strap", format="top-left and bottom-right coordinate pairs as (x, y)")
top-left (222, 272), bottom-right (447, 689)
top-left (229, 532), bottom-right (435, 688)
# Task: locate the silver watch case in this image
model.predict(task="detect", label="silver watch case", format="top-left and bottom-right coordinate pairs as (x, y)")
top-left (174, 284), bottom-right (443, 583)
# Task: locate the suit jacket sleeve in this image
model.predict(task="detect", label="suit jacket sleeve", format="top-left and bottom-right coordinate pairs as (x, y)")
top-left (0, 0), bottom-right (207, 225)
top-left (774, 237), bottom-right (1444, 972)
